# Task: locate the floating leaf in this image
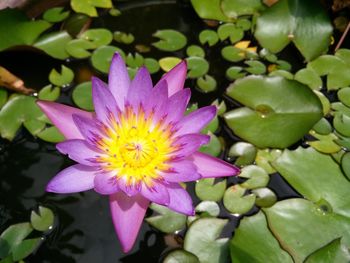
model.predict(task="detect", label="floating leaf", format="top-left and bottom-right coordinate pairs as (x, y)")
top-left (109, 8), bottom-right (121, 17)
top-left (341, 152), bottom-right (350, 180)
top-left (80, 28), bottom-right (113, 48)
top-left (223, 185), bottom-right (256, 215)
top-left (294, 68), bottom-right (322, 90)
top-left (65, 39), bottom-right (95, 58)
top-left (186, 45), bottom-right (205, 57)
top-left (0, 223), bottom-right (32, 258)
top-left (226, 66), bottom-right (245, 80)
top-left (228, 142), bottom-right (257, 166)
top-left (217, 23), bottom-right (236, 41)
top-left (0, 89), bottom-right (8, 109)
top-left (159, 57), bottom-right (182, 72)
top-left (184, 218), bottom-right (229, 263)
top-left (255, 149), bottom-right (282, 174)
top-left (0, 9), bottom-right (51, 51)
top-left (252, 188), bottom-right (277, 207)
top-left (259, 48), bottom-right (278, 63)
top-left (230, 211), bottom-right (293, 263)
top-left (338, 88), bottom-right (350, 107)
top-left (224, 76), bottom-right (323, 148)
top-left (71, 0), bottom-right (113, 17)
top-left (305, 238), bottom-right (350, 263)
top-left (221, 0), bottom-right (264, 18)
top-left (144, 58), bottom-right (160, 74)
top-left (195, 178), bottom-right (226, 202)
top-left (72, 81), bottom-right (93, 111)
top-left (43, 7), bottom-right (70, 23)
top-left (49, 65), bottom-right (74, 87)
top-left (236, 18), bottom-right (252, 30)
top-left (113, 31), bottom-right (135, 44)
top-left (196, 75), bottom-right (217, 93)
top-left (255, 0), bottom-right (333, 61)
top-left (199, 30), bottom-right (219, 46)
top-left (190, 0), bottom-right (229, 22)
top-left (146, 203), bottom-right (186, 234)
top-left (264, 199), bottom-right (350, 262)
top-left (307, 131), bottom-right (341, 154)
top-left (12, 238), bottom-right (41, 261)
top-left (63, 13), bottom-right (90, 36)
top-left (34, 31), bottom-right (72, 60)
top-left (312, 118), bottom-right (332, 135)
top-left (126, 53), bottom-right (144, 68)
top-left (199, 132), bottom-right (221, 157)
top-left (273, 147), bottom-right (350, 217)
top-left (36, 126), bottom-right (64, 143)
top-left (195, 201), bottom-right (220, 217)
top-left (38, 85), bottom-right (60, 101)
top-left (30, 206), bottom-right (54, 232)
top-left (221, 46), bottom-right (245, 62)
top-left (239, 165), bottom-right (269, 189)
top-left (164, 250), bottom-right (200, 263)
top-left (152, 29), bottom-right (187, 51)
top-left (186, 57), bottom-right (209, 78)
top-left (334, 113), bottom-right (350, 137)
top-left (244, 60), bottom-right (266, 75)
top-left (91, 45), bottom-right (125, 73)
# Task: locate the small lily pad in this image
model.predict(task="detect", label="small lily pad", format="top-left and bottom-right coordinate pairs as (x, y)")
top-left (221, 46), bottom-right (245, 62)
top-left (71, 0), bottom-right (113, 17)
top-left (226, 66), bottom-right (246, 80)
top-left (334, 113), bottom-right (350, 137)
top-left (217, 23), bottom-right (236, 41)
top-left (338, 88), bottom-right (350, 107)
top-left (164, 250), bottom-right (200, 263)
top-left (245, 60), bottom-right (266, 75)
top-left (223, 185), bottom-right (256, 215)
top-left (38, 85), bottom-right (60, 101)
top-left (307, 131), bottom-right (341, 154)
top-left (236, 18), bottom-right (252, 30)
top-left (144, 58), bottom-right (160, 74)
top-left (49, 65), bottom-right (74, 87)
top-left (199, 132), bottom-right (222, 157)
top-left (199, 30), bottom-right (219, 46)
top-left (72, 81), bottom-right (93, 111)
top-left (239, 165), bottom-right (269, 189)
top-left (113, 31), bottom-right (135, 44)
top-left (312, 118), bottom-right (332, 135)
top-left (37, 126), bottom-right (64, 143)
top-left (186, 45), bottom-right (205, 57)
top-left (126, 53), bottom-right (144, 68)
top-left (228, 142), bottom-right (257, 166)
top-left (159, 57), bottom-right (182, 72)
top-left (341, 152), bottom-right (350, 180)
top-left (34, 31), bottom-right (72, 60)
top-left (221, 0), bottom-right (264, 18)
top-left (255, 149), bottom-right (282, 174)
top-left (66, 39), bottom-right (95, 58)
top-left (305, 238), bottom-right (350, 263)
top-left (195, 178), bottom-right (226, 202)
top-left (252, 188), bottom-right (277, 207)
top-left (0, 89), bottom-right (8, 109)
top-left (152, 29), bottom-right (187, 51)
top-left (43, 7), bottom-right (70, 23)
top-left (30, 206), bottom-right (54, 232)
top-left (295, 68), bottom-right (322, 90)
top-left (195, 201), bottom-right (220, 217)
top-left (91, 45), bottom-right (125, 73)
top-left (186, 57), bottom-right (209, 78)
top-left (196, 75), bottom-right (217, 93)
top-left (80, 28), bottom-right (113, 48)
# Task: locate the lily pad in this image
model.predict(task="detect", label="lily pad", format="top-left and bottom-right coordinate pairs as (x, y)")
top-left (91, 45), bottom-right (125, 73)
top-left (294, 68), bottom-right (322, 90)
top-left (0, 9), bottom-right (51, 51)
top-left (223, 185), bottom-right (256, 215)
top-left (126, 53), bottom-right (144, 68)
top-left (152, 29), bottom-right (187, 51)
top-left (34, 31), bottom-right (72, 60)
top-left (38, 85), bottom-right (60, 101)
top-left (239, 165), bottom-right (269, 189)
top-left (244, 60), bottom-right (266, 75)
top-left (255, 0), bottom-right (332, 61)
top-left (199, 132), bottom-right (221, 157)
top-left (72, 81), bottom-right (93, 111)
top-left (221, 0), bottom-right (264, 18)
top-left (252, 188), bottom-right (277, 207)
top-left (221, 46), bottom-right (245, 62)
top-left (49, 65), bottom-right (74, 87)
top-left (195, 178), bottom-right (226, 202)
top-left (146, 204), bottom-right (187, 234)
top-left (0, 89), bottom-right (8, 109)
top-left (186, 57), bottom-right (209, 78)
top-left (338, 87), bottom-right (350, 107)
top-left (65, 39), bottom-right (95, 58)
top-left (228, 142), bottom-right (257, 166)
top-left (307, 131), bottom-right (341, 154)
top-left (159, 57), bottom-right (182, 72)
top-left (113, 31), bottom-right (135, 44)
top-left (273, 147), bottom-right (350, 217)
top-left (334, 113), bottom-right (350, 137)
top-left (186, 45), bottom-right (205, 57)
top-left (80, 28), bottom-right (113, 48)
top-left (43, 7), bottom-right (70, 23)
top-left (164, 250), bottom-right (200, 263)
top-left (230, 211), bottom-right (293, 263)
top-left (224, 76), bottom-right (323, 148)
top-left (195, 201), bottom-right (220, 217)
top-left (12, 238), bottom-right (41, 261)
top-left (184, 218), bottom-right (229, 263)
top-left (190, 0), bottom-right (229, 22)
top-left (71, 0), bottom-right (113, 17)
top-left (144, 58), bottom-right (160, 74)
top-left (226, 66), bottom-right (246, 80)
top-left (196, 75), bottom-right (217, 93)
top-left (341, 152), bottom-right (350, 180)
top-left (30, 206), bottom-right (54, 232)
top-left (199, 30), bottom-right (219, 46)
top-left (264, 199), bottom-right (350, 262)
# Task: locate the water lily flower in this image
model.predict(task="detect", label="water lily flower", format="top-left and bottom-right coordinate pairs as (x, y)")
top-left (37, 53), bottom-right (239, 253)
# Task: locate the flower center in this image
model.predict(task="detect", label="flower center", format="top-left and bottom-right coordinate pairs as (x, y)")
top-left (96, 106), bottom-right (175, 186)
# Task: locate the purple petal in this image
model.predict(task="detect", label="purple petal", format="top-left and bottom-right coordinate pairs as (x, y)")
top-left (155, 88), bottom-right (190, 124)
top-left (162, 159), bottom-right (201, 183)
top-left (94, 172), bottom-right (119, 195)
top-left (160, 61), bottom-right (187, 97)
top-left (174, 106), bottom-right (217, 136)
top-left (191, 152), bottom-right (240, 178)
top-left (56, 139), bottom-right (101, 166)
top-left (171, 134), bottom-right (210, 158)
top-left (140, 182), bottom-right (170, 206)
top-left (72, 115), bottom-right (102, 143)
top-left (46, 164), bottom-right (97, 193)
top-left (108, 53), bottom-right (130, 110)
top-left (92, 77), bottom-right (119, 124)
top-left (166, 183), bottom-right (194, 215)
top-left (127, 66), bottom-right (153, 108)
top-left (109, 192), bottom-right (149, 253)
top-left (36, 100), bottom-right (93, 140)
top-left (144, 79), bottom-right (168, 115)
top-left (117, 177), bottom-right (141, 197)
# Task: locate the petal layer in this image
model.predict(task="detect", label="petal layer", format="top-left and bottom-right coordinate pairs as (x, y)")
top-left (171, 134), bottom-right (210, 159)
top-left (191, 152), bottom-right (240, 178)
top-left (162, 160), bottom-right (201, 183)
top-left (160, 61), bottom-right (187, 96)
top-left (94, 172), bottom-right (119, 195)
top-left (127, 66), bottom-right (153, 108)
top-left (109, 192), bottom-right (149, 253)
top-left (166, 183), bottom-right (194, 215)
top-left (141, 182), bottom-right (170, 206)
top-left (36, 101), bottom-right (93, 140)
top-left (46, 164), bottom-right (97, 193)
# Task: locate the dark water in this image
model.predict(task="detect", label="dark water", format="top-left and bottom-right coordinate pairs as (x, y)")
top-left (0, 1), bottom-right (300, 262)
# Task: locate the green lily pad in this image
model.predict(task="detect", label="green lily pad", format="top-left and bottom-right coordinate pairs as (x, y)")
top-left (71, 0), bottom-right (113, 17)
top-left (338, 87), bottom-right (350, 107)
top-left (213, 100), bottom-right (227, 116)
top-left (63, 13), bottom-right (90, 36)
top-left (307, 131), bottom-right (341, 154)
top-left (236, 18), bottom-right (252, 31)
top-left (254, 0), bottom-right (333, 61)
top-left (199, 30), bottom-right (219, 46)
top-left (144, 58), bottom-right (160, 74)
top-left (146, 203), bottom-right (187, 234)
top-left (159, 57), bottom-right (182, 72)
top-left (186, 57), bottom-right (209, 78)
top-left (91, 45), bottom-right (125, 73)
top-left (12, 238), bottom-right (41, 261)
top-left (294, 68), bottom-right (322, 90)
top-left (36, 126), bottom-right (64, 143)
top-left (255, 149), bottom-right (282, 174)
top-left (224, 76), bottom-right (323, 148)
top-left (273, 147), bottom-right (350, 217)
top-left (259, 48), bottom-right (278, 63)
top-left (38, 85), bottom-right (60, 101)
top-left (252, 188), bottom-right (277, 207)
top-left (72, 81), bottom-right (93, 111)
top-left (109, 8), bottom-right (121, 17)
top-left (221, 0), bottom-right (264, 18)
top-left (196, 75), bottom-right (217, 93)
top-left (217, 23), bottom-right (236, 41)
top-left (202, 115), bottom-right (219, 134)
top-left (226, 66), bottom-right (246, 80)
top-left (230, 211), bottom-right (293, 263)
top-left (65, 39), bottom-right (95, 58)
top-left (239, 165), bottom-right (269, 189)
top-left (312, 118), bottom-right (332, 135)
top-left (0, 9), bottom-right (51, 51)
top-left (152, 29), bottom-right (187, 51)
top-left (43, 7), bottom-right (70, 23)
top-left (264, 199), bottom-right (350, 262)
top-left (30, 206), bottom-right (54, 232)
top-left (126, 53), bottom-right (144, 68)
top-left (80, 28), bottom-right (113, 48)
top-left (195, 201), bottom-right (220, 217)
top-left (190, 0), bottom-right (230, 22)
top-left (113, 31), bottom-right (135, 44)
top-left (195, 178), bottom-right (226, 202)
top-left (199, 132), bottom-right (221, 157)
top-left (49, 65), bottom-right (74, 87)
top-left (244, 60), bottom-right (266, 75)
top-left (0, 89), bottom-right (8, 109)
top-left (305, 238), bottom-right (350, 263)
top-left (221, 46), bottom-right (245, 62)
top-left (228, 142), bottom-right (257, 166)
top-left (223, 185), bottom-right (256, 215)
top-left (334, 113), bottom-right (350, 137)
top-left (341, 152), bottom-right (350, 180)
top-left (34, 31), bottom-right (72, 60)
top-left (164, 250), bottom-right (200, 263)
top-left (184, 218), bottom-right (229, 263)
top-left (186, 45), bottom-right (205, 57)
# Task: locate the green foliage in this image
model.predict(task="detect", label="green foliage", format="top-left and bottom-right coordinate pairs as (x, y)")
top-left (71, 0), bottom-right (113, 17)
top-left (152, 29), bottom-right (187, 51)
